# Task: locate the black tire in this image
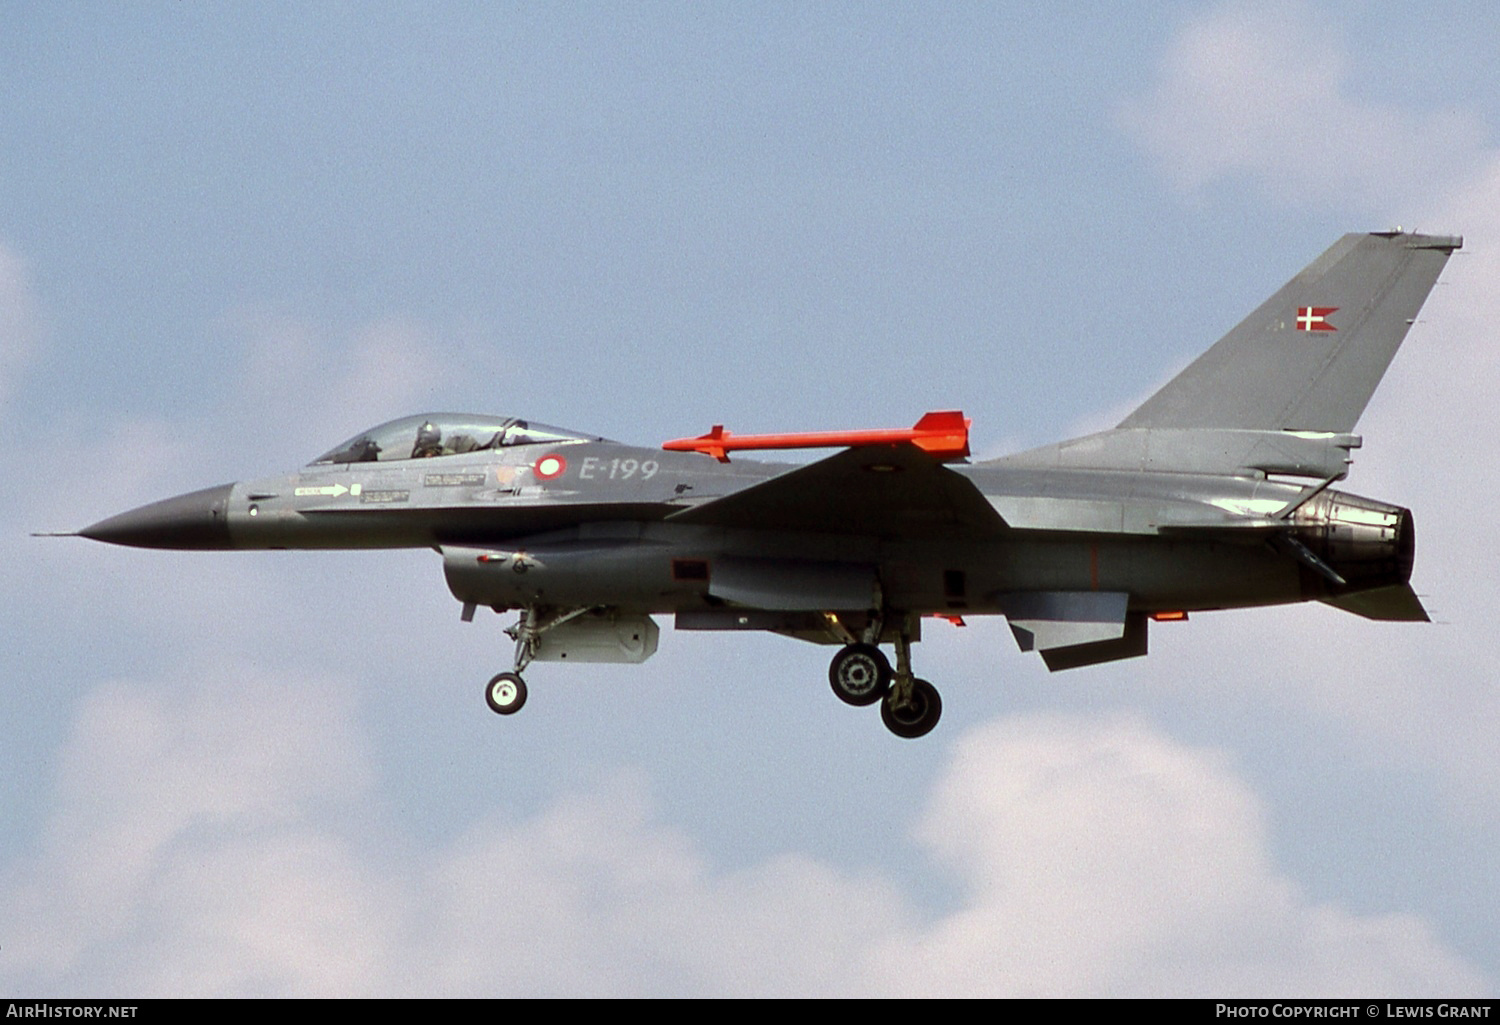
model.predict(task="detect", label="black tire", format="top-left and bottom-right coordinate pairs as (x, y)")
top-left (486, 672), bottom-right (528, 715)
top-left (881, 678), bottom-right (942, 739)
top-left (828, 643), bottom-right (892, 706)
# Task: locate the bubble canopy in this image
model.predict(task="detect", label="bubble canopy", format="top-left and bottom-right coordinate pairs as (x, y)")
top-left (311, 414), bottom-right (604, 465)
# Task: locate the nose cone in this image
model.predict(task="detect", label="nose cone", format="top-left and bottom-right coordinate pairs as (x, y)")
top-left (80, 483), bottom-right (236, 549)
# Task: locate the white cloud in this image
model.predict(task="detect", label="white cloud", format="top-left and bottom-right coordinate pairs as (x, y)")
top-left (3, 691), bottom-right (1485, 996)
top-left (1119, 0), bottom-right (1486, 210)
top-left (0, 670), bottom-right (378, 993)
top-left (409, 778), bottom-right (910, 997)
top-left (895, 716), bottom-right (1485, 996)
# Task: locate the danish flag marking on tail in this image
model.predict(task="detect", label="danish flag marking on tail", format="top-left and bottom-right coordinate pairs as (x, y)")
top-left (1296, 306), bottom-right (1338, 332)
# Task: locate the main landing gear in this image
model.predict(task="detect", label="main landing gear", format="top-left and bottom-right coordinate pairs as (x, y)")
top-left (828, 627), bottom-right (942, 739)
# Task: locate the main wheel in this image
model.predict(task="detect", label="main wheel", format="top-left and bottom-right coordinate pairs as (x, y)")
top-left (485, 672), bottom-right (528, 715)
top-left (881, 678), bottom-right (942, 739)
top-left (828, 643), bottom-right (892, 706)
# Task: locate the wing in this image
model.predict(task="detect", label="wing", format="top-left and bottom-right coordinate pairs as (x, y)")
top-left (665, 443), bottom-right (1007, 537)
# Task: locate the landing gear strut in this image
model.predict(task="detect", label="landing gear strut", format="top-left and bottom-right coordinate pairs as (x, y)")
top-left (827, 619), bottom-right (943, 739)
top-left (480, 605), bottom-right (592, 716)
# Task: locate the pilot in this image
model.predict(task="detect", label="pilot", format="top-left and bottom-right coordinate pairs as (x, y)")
top-left (412, 421), bottom-right (444, 458)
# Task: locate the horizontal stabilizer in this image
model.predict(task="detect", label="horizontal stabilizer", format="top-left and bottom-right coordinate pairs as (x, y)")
top-left (1120, 232), bottom-right (1460, 434)
top-left (1321, 583), bottom-right (1430, 622)
top-left (993, 427), bottom-right (1361, 480)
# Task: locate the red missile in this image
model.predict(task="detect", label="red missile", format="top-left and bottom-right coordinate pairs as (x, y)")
top-left (662, 410), bottom-right (971, 463)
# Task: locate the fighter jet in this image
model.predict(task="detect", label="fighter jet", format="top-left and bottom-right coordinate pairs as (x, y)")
top-left (68, 230), bottom-right (1460, 738)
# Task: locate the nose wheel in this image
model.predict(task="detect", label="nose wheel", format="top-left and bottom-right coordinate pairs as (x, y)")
top-left (485, 672), bottom-right (528, 715)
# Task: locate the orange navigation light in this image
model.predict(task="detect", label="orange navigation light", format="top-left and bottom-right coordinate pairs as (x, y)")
top-left (662, 410), bottom-right (971, 463)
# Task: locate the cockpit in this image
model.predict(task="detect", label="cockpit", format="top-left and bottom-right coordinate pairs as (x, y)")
top-left (311, 413), bottom-right (603, 465)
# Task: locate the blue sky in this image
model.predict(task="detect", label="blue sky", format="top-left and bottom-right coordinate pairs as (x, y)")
top-left (2, 1), bottom-right (1497, 996)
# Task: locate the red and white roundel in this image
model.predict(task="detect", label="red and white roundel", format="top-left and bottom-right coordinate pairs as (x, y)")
top-left (533, 453), bottom-right (568, 480)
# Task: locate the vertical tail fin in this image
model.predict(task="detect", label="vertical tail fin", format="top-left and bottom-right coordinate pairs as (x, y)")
top-left (1119, 231), bottom-right (1461, 433)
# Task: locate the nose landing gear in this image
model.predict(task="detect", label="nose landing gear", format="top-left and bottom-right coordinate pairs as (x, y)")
top-left (480, 605), bottom-right (593, 716)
